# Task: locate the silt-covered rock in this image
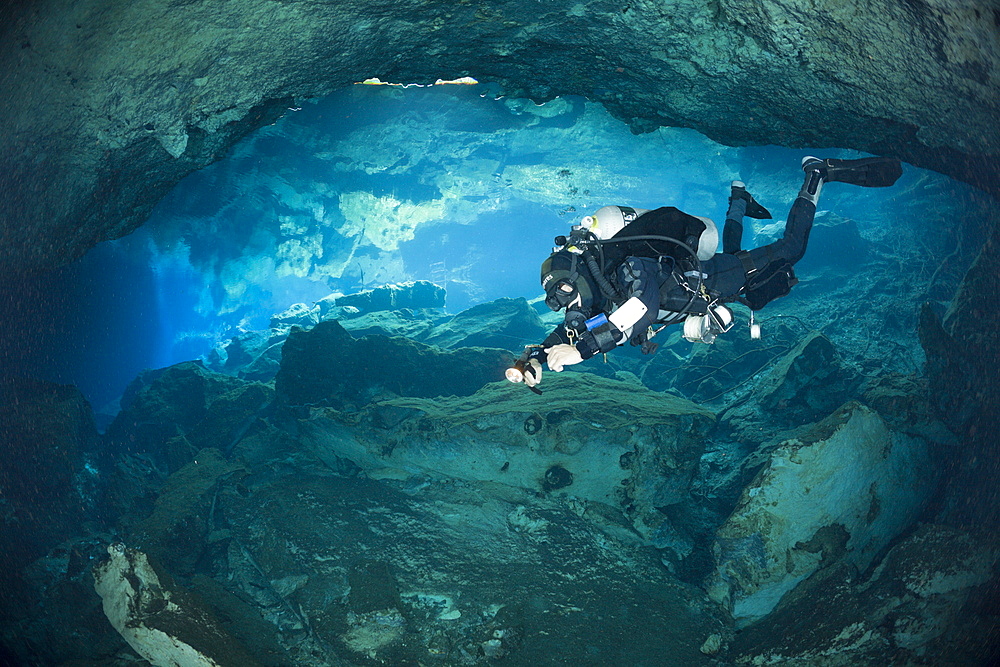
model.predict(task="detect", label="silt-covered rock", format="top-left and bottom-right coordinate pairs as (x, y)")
top-left (296, 372), bottom-right (715, 544)
top-left (706, 402), bottom-right (937, 626)
top-left (274, 319), bottom-right (515, 410)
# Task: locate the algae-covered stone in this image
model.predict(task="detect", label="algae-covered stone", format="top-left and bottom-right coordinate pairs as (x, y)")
top-left (107, 362), bottom-right (245, 454)
top-left (297, 372), bottom-right (715, 541)
top-left (706, 402), bottom-right (937, 626)
top-left (215, 468), bottom-right (728, 665)
top-left (755, 332), bottom-right (860, 425)
top-left (107, 362), bottom-right (271, 470)
top-left (0, 377), bottom-right (96, 570)
top-left (422, 297), bottom-right (550, 350)
top-left (133, 448), bottom-right (248, 574)
top-left (320, 281), bottom-right (446, 316)
top-left (274, 319), bottom-right (515, 409)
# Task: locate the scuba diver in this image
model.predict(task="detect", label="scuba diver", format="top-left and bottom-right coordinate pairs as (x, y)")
top-left (507, 156), bottom-right (903, 390)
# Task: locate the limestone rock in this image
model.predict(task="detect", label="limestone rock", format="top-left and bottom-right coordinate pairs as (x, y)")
top-left (93, 543), bottom-right (260, 667)
top-left (0, 378), bottom-right (96, 569)
top-left (422, 296), bottom-right (550, 350)
top-left (755, 332), bottom-right (860, 425)
top-left (657, 318), bottom-right (802, 402)
top-left (211, 467), bottom-right (728, 665)
top-left (274, 319), bottom-right (515, 410)
top-left (318, 281), bottom-right (445, 316)
top-left (2, 538), bottom-right (124, 665)
top-left (132, 448), bottom-right (248, 574)
top-left (208, 330), bottom-right (281, 378)
top-left (106, 362), bottom-right (270, 470)
top-left (296, 372), bottom-right (715, 543)
top-left (268, 302), bottom-right (319, 331)
top-left (2, 0), bottom-right (998, 275)
top-left (706, 402), bottom-right (937, 626)
top-left (336, 309), bottom-right (449, 342)
top-left (919, 227), bottom-right (1000, 529)
top-left (729, 523), bottom-right (1000, 665)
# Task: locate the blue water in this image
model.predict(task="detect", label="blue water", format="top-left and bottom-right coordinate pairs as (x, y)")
top-left (1, 83), bottom-right (988, 413)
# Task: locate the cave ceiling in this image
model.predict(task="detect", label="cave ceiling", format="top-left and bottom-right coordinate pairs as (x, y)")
top-left (1, 0), bottom-right (997, 275)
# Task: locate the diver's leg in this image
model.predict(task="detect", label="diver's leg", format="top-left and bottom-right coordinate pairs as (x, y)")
top-left (743, 155), bottom-right (903, 274)
top-left (723, 181), bottom-right (748, 254)
top-left (779, 154), bottom-right (902, 263)
top-left (745, 159), bottom-right (822, 268)
top-left (801, 155), bottom-right (903, 188)
top-left (780, 162), bottom-right (823, 264)
top-left (724, 181), bottom-right (772, 254)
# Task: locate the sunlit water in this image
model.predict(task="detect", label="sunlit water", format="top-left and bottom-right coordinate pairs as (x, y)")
top-left (3, 83), bottom-right (989, 412)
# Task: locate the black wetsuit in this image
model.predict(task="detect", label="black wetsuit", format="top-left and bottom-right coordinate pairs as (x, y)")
top-left (539, 196), bottom-right (817, 358)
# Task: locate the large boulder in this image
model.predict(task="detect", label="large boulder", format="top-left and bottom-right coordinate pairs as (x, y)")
top-left (131, 448), bottom-right (249, 574)
top-left (705, 402), bottom-right (938, 626)
top-left (295, 372), bottom-right (716, 545)
top-left (728, 523), bottom-right (1000, 665)
top-left (93, 543), bottom-right (261, 667)
top-left (919, 226), bottom-right (1000, 528)
top-left (755, 332), bottom-right (861, 425)
top-left (422, 297), bottom-right (550, 350)
top-left (106, 362), bottom-right (273, 470)
top-left (274, 319), bottom-right (515, 410)
top-left (318, 281), bottom-right (446, 316)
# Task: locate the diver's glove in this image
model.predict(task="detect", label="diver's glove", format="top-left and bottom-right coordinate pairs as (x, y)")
top-left (546, 344), bottom-right (584, 372)
top-left (522, 358), bottom-right (543, 387)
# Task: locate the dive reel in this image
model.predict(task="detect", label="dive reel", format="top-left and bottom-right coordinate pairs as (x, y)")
top-left (682, 304), bottom-right (735, 344)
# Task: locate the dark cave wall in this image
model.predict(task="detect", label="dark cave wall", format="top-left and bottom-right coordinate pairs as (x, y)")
top-left (1, 0), bottom-right (998, 275)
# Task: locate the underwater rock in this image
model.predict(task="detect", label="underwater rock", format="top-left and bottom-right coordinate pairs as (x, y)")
top-left (919, 228), bottom-right (1000, 529)
top-left (207, 329), bottom-right (284, 379)
top-left (729, 523), bottom-right (1000, 665)
top-left (269, 302), bottom-right (320, 331)
top-left (209, 466), bottom-right (728, 665)
top-left (318, 281), bottom-right (446, 317)
top-left (93, 543), bottom-right (261, 667)
top-left (274, 319), bottom-right (515, 409)
top-left (705, 402), bottom-right (937, 626)
top-left (657, 318), bottom-right (802, 402)
top-left (754, 331), bottom-right (860, 425)
top-left (422, 296), bottom-right (550, 350)
top-left (335, 308), bottom-right (450, 342)
top-left (108, 362), bottom-right (242, 448)
top-left (131, 448), bottom-right (249, 575)
top-left (106, 362), bottom-right (270, 470)
top-left (0, 377), bottom-right (96, 569)
top-left (1, 537), bottom-right (126, 666)
top-left (295, 372), bottom-right (715, 543)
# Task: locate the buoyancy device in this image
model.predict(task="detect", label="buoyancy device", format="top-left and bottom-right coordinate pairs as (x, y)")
top-left (593, 206), bottom-right (719, 268)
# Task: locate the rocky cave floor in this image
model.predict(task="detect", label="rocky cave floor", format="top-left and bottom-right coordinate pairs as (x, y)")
top-left (3, 266), bottom-right (1000, 665)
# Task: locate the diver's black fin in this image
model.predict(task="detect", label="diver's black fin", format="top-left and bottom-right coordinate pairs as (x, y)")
top-left (803, 156), bottom-right (903, 188)
top-left (744, 196), bottom-right (772, 219)
top-left (730, 181), bottom-right (772, 219)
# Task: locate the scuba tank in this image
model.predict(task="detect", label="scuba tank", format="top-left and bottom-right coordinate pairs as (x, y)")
top-left (580, 206), bottom-right (650, 240)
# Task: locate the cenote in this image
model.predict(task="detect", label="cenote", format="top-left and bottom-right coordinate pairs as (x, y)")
top-left (2, 5), bottom-right (999, 664)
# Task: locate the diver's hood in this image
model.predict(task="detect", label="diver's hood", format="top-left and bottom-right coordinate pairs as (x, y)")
top-left (540, 250), bottom-right (598, 312)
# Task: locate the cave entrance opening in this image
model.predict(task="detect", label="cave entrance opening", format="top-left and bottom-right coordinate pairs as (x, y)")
top-left (14, 81), bottom-right (986, 414)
